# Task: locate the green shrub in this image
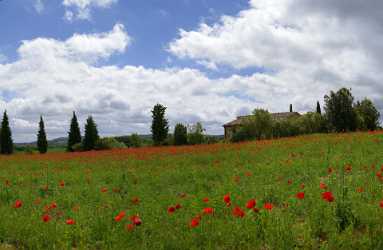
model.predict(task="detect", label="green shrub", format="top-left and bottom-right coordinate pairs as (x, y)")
top-left (95, 137), bottom-right (126, 150)
top-left (71, 143), bottom-right (83, 152)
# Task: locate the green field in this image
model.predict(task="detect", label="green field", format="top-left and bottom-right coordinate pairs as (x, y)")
top-left (1, 132), bottom-right (383, 249)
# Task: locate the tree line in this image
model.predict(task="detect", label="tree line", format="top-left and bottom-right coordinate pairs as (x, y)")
top-left (231, 88), bottom-right (381, 142)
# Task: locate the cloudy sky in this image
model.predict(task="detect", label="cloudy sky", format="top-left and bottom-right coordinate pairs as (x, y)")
top-left (0, 0), bottom-right (382, 142)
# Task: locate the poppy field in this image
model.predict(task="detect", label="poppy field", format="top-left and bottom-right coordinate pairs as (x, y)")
top-left (1, 132), bottom-right (383, 249)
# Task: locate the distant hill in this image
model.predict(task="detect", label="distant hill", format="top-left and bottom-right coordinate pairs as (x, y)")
top-left (15, 134), bottom-right (224, 149)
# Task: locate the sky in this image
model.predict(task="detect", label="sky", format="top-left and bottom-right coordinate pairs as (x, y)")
top-left (0, 0), bottom-right (382, 142)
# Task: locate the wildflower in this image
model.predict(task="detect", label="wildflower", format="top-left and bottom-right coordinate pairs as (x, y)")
top-left (322, 191), bottom-right (335, 202)
top-left (126, 223), bottom-right (135, 231)
top-left (114, 211), bottom-right (126, 222)
top-left (264, 203), bottom-right (274, 211)
top-left (202, 197), bottom-right (209, 203)
top-left (131, 197), bottom-right (140, 204)
top-left (380, 200), bottom-right (383, 208)
top-left (232, 206), bottom-right (245, 218)
top-left (203, 207), bottom-right (214, 215)
top-left (300, 183), bottom-right (305, 189)
top-left (356, 187), bottom-right (364, 193)
top-left (42, 214), bottom-right (51, 223)
top-left (101, 187), bottom-right (108, 193)
top-left (66, 219), bottom-right (75, 225)
top-left (59, 180), bottom-right (65, 188)
top-left (130, 215), bottom-right (142, 226)
top-left (320, 182), bottom-right (327, 190)
top-left (287, 179), bottom-right (293, 185)
top-left (50, 202), bottom-right (57, 209)
top-left (175, 204), bottom-right (182, 209)
top-left (328, 167), bottom-right (334, 174)
top-left (345, 164), bottom-right (352, 173)
top-left (296, 192), bottom-right (305, 200)
top-left (246, 199), bottom-right (256, 209)
top-left (190, 217), bottom-right (200, 228)
top-left (223, 194), bottom-right (231, 204)
top-left (168, 206), bottom-right (176, 214)
top-left (13, 200), bottom-right (22, 209)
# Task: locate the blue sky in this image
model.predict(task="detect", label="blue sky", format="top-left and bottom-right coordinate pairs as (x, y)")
top-left (0, 0), bottom-right (249, 74)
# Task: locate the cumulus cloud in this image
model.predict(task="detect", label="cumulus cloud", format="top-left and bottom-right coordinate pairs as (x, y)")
top-left (0, 24), bottom-right (263, 142)
top-left (62, 0), bottom-right (118, 21)
top-left (169, 0), bottom-right (383, 117)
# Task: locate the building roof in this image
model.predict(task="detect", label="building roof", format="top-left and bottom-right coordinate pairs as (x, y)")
top-left (223, 112), bottom-right (301, 127)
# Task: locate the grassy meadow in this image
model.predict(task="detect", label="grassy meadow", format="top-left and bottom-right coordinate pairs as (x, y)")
top-left (1, 132), bottom-right (383, 249)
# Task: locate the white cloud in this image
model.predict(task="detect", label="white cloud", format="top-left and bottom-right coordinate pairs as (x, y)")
top-left (63, 0), bottom-right (118, 21)
top-left (169, 0), bottom-right (383, 119)
top-left (18, 23), bottom-right (129, 64)
top-left (0, 54), bottom-right (7, 63)
top-left (0, 24), bottom-right (263, 142)
top-left (34, 0), bottom-right (44, 14)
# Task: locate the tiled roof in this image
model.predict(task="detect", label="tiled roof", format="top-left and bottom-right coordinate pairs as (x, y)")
top-left (223, 112), bottom-right (301, 127)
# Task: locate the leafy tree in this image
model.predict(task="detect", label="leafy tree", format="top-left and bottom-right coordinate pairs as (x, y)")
top-left (0, 111), bottom-right (13, 155)
top-left (67, 111), bottom-right (82, 152)
top-left (290, 104), bottom-right (293, 113)
top-left (188, 122), bottom-right (205, 145)
top-left (37, 116), bottom-right (48, 154)
top-left (151, 104), bottom-right (169, 145)
top-left (354, 98), bottom-right (380, 131)
top-left (324, 88), bottom-right (357, 132)
top-left (83, 116), bottom-right (99, 151)
top-left (174, 123), bottom-right (188, 145)
top-left (316, 101), bottom-right (322, 114)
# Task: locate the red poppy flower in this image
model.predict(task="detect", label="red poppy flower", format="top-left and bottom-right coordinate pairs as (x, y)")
top-left (320, 182), bottom-right (327, 190)
top-left (59, 180), bottom-right (65, 187)
top-left (190, 218), bottom-right (200, 228)
top-left (130, 215), bottom-right (142, 226)
top-left (322, 191), bottom-right (334, 202)
top-left (126, 223), bottom-right (135, 231)
top-left (296, 192), bottom-right (305, 200)
top-left (223, 194), bottom-right (231, 204)
top-left (246, 199), bottom-right (256, 209)
top-left (300, 183), bottom-right (305, 189)
top-left (376, 172), bottom-right (382, 178)
top-left (42, 214), bottom-right (51, 223)
top-left (202, 197), bottom-right (209, 203)
top-left (245, 171), bottom-right (252, 177)
top-left (287, 179), bottom-right (293, 185)
top-left (356, 187), bottom-right (364, 193)
top-left (203, 207), bottom-right (214, 215)
top-left (50, 202), bottom-right (57, 209)
top-left (345, 164), bottom-right (352, 173)
top-left (328, 167), bottom-right (334, 174)
top-left (114, 211), bottom-right (126, 222)
top-left (13, 200), bottom-right (22, 209)
top-left (66, 219), bottom-right (75, 225)
top-left (101, 187), bottom-right (108, 193)
top-left (232, 206), bottom-right (245, 218)
top-left (168, 206), bottom-right (176, 214)
top-left (175, 204), bottom-right (182, 209)
top-left (263, 203), bottom-right (273, 211)
top-left (380, 200), bottom-right (383, 208)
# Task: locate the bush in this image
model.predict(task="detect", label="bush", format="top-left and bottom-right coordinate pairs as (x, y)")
top-left (95, 137), bottom-right (126, 150)
top-left (71, 143), bottom-right (83, 152)
top-left (174, 123), bottom-right (188, 145)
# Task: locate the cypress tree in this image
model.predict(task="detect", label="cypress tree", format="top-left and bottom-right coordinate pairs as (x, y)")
top-left (0, 111), bottom-right (13, 155)
top-left (83, 116), bottom-right (99, 151)
top-left (37, 116), bottom-right (48, 154)
top-left (316, 101), bottom-right (322, 114)
top-left (67, 111), bottom-right (82, 152)
top-left (289, 104), bottom-right (293, 113)
top-left (151, 104), bottom-right (169, 146)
